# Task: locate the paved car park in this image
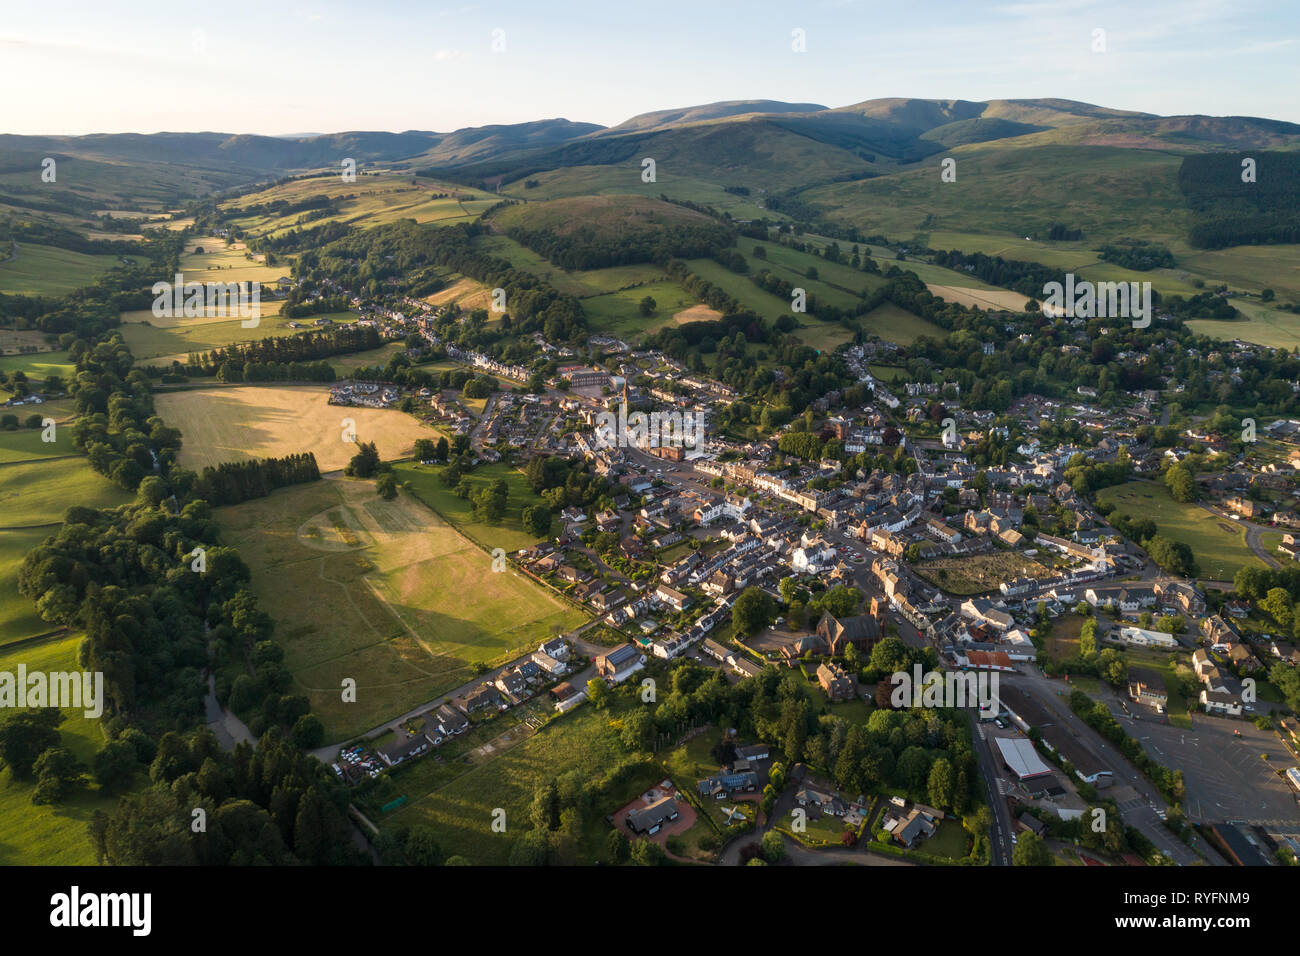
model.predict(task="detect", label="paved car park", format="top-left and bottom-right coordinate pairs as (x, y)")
top-left (1129, 716), bottom-right (1300, 824)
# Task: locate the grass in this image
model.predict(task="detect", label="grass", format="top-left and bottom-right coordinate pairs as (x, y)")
top-left (123, 304), bottom-right (358, 362)
top-left (393, 461), bottom-right (554, 554)
top-left (0, 455), bottom-right (131, 528)
top-left (0, 632), bottom-right (144, 865)
top-left (0, 350), bottom-right (74, 382)
top-left (154, 384), bottom-right (443, 472)
top-left (381, 696), bottom-right (642, 865)
top-left (860, 303), bottom-right (945, 345)
top-left (216, 477), bottom-right (583, 742)
top-left (0, 425), bottom-right (78, 463)
top-left (0, 243), bottom-right (128, 296)
top-left (1095, 480), bottom-right (1266, 582)
top-left (0, 527), bottom-right (60, 646)
top-left (580, 280), bottom-right (702, 338)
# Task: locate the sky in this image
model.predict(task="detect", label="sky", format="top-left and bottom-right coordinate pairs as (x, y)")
top-left (2, 0), bottom-right (1297, 135)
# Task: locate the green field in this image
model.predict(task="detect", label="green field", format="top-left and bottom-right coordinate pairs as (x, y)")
top-left (0, 351), bottom-right (74, 383)
top-left (217, 476), bottom-right (584, 741)
top-left (0, 425), bottom-right (78, 463)
top-left (394, 461), bottom-right (555, 553)
top-left (1096, 480), bottom-right (1266, 582)
top-left (860, 303), bottom-right (946, 345)
top-left (500, 164), bottom-right (776, 220)
top-left (0, 632), bottom-right (139, 865)
top-left (124, 309), bottom-right (358, 362)
top-left (0, 244), bottom-right (128, 296)
top-left (580, 280), bottom-right (703, 337)
top-left (0, 455), bottom-right (132, 528)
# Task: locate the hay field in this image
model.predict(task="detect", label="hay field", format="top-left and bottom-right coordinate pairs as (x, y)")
top-left (926, 284), bottom-right (1037, 312)
top-left (217, 478), bottom-right (586, 741)
top-left (154, 384), bottom-right (443, 471)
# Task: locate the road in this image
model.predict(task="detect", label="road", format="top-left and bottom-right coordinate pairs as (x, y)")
top-left (968, 711), bottom-right (1014, 865)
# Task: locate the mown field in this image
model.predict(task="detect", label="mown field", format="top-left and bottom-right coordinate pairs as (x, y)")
top-left (155, 384), bottom-right (443, 472)
top-left (217, 477), bottom-right (584, 742)
top-left (0, 350), bottom-right (74, 383)
top-left (0, 632), bottom-right (143, 865)
top-left (1095, 480), bottom-right (1265, 582)
top-left (0, 243), bottom-right (129, 296)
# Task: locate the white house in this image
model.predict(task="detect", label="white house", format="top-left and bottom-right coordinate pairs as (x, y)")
top-left (1117, 626), bottom-right (1178, 649)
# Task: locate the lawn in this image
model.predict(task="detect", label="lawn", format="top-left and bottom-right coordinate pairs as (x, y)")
top-left (0, 632), bottom-right (144, 865)
top-left (1095, 480), bottom-right (1266, 582)
top-left (216, 477), bottom-right (584, 742)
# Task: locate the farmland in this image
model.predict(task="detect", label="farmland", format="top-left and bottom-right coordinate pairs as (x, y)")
top-left (123, 304), bottom-right (359, 362)
top-left (216, 477), bottom-right (585, 741)
top-left (1095, 480), bottom-right (1266, 582)
top-left (0, 243), bottom-right (130, 296)
top-left (154, 384), bottom-right (443, 472)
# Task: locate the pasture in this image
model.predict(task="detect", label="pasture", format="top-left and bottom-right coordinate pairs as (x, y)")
top-left (0, 243), bottom-right (127, 296)
top-left (123, 305), bottom-right (358, 362)
top-left (154, 384), bottom-right (443, 472)
top-left (216, 478), bottom-right (584, 741)
top-left (0, 632), bottom-right (134, 865)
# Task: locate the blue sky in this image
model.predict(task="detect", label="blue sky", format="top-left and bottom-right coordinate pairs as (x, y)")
top-left (2, 0), bottom-right (1296, 134)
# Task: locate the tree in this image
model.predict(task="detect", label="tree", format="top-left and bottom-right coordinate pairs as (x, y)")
top-left (0, 709), bottom-right (63, 780)
top-left (31, 747), bottom-right (85, 804)
top-left (404, 825), bottom-right (443, 866)
top-left (1012, 830), bottom-right (1053, 866)
top-left (927, 757), bottom-right (955, 811)
top-left (376, 473), bottom-right (398, 500)
top-left (345, 441), bottom-right (381, 478)
top-left (606, 829), bottom-right (631, 863)
top-left (92, 740), bottom-right (139, 793)
top-left (638, 296), bottom-right (657, 316)
top-left (630, 838), bottom-right (666, 866)
top-left (760, 829), bottom-right (786, 863)
top-left (732, 586), bottom-right (776, 636)
top-left (1079, 616), bottom-right (1099, 658)
top-left (586, 678), bottom-right (610, 710)
top-left (291, 714), bottom-right (325, 749)
top-left (1164, 463), bottom-right (1197, 503)
top-left (522, 504), bottom-right (552, 537)
top-left (1262, 587), bottom-right (1294, 628)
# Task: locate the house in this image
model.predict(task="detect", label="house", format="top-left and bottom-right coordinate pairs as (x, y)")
top-left (539, 638), bottom-right (570, 661)
top-left (378, 733), bottom-right (429, 767)
top-left (434, 704), bottom-right (469, 737)
top-left (795, 785), bottom-right (847, 816)
top-left (530, 651), bottom-right (568, 676)
top-left (816, 661), bottom-right (858, 702)
top-left (460, 682), bottom-right (505, 713)
top-left (697, 770), bottom-right (759, 800)
top-left (655, 584), bottom-right (691, 612)
top-left (1200, 688), bottom-right (1244, 717)
top-left (596, 643), bottom-right (646, 683)
top-left (1128, 676), bottom-right (1168, 713)
top-left (495, 669), bottom-right (528, 698)
top-left (735, 743), bottom-right (770, 763)
top-left (626, 795), bottom-right (680, 835)
top-left (891, 807), bottom-right (939, 848)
